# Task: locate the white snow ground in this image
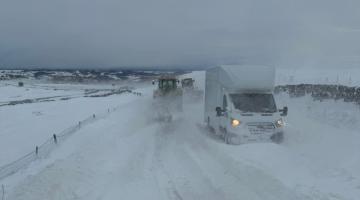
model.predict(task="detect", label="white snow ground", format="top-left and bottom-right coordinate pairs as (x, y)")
top-left (1, 70), bottom-right (360, 200)
top-left (0, 83), bottom-right (137, 166)
top-left (276, 68), bottom-right (360, 86)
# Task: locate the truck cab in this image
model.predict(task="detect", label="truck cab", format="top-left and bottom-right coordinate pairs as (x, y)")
top-left (205, 65), bottom-right (288, 144)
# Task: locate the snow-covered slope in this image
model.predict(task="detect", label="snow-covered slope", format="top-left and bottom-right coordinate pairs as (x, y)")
top-left (276, 68), bottom-right (360, 86)
top-left (1, 70), bottom-right (359, 200)
top-left (0, 83), bottom-right (137, 166)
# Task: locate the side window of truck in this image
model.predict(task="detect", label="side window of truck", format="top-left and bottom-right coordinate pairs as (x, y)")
top-left (223, 95), bottom-right (227, 110)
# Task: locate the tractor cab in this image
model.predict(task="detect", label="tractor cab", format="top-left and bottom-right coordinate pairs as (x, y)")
top-left (153, 76), bottom-right (180, 95)
top-left (158, 78), bottom-right (178, 91)
top-left (181, 78), bottom-right (195, 89)
top-left (152, 75), bottom-right (183, 121)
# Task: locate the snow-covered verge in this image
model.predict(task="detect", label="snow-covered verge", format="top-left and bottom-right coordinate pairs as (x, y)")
top-left (276, 68), bottom-right (360, 86)
top-left (0, 82), bottom-right (139, 167)
top-left (1, 70), bottom-right (360, 200)
top-left (0, 84), bottom-right (81, 103)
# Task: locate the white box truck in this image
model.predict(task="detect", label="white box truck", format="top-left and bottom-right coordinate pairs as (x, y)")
top-left (204, 65), bottom-right (288, 144)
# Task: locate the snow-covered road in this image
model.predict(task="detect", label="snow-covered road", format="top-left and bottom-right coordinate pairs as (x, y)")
top-left (2, 71), bottom-right (360, 200)
top-left (6, 98), bottom-right (305, 200)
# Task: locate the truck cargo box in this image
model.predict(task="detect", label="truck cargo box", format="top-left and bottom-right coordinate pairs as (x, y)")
top-left (206, 65), bottom-right (275, 92)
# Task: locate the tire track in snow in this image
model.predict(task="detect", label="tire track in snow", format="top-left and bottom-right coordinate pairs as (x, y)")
top-left (152, 123), bottom-right (227, 200)
top-left (177, 103), bottom-right (316, 200)
top-left (153, 128), bottom-right (184, 200)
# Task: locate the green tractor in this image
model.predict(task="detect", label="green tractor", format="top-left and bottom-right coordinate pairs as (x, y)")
top-left (152, 76), bottom-right (183, 122)
top-left (181, 78), bottom-right (204, 102)
top-left (181, 78), bottom-right (195, 89)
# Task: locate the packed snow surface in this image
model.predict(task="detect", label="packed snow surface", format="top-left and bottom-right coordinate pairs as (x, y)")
top-left (0, 71), bottom-right (359, 200)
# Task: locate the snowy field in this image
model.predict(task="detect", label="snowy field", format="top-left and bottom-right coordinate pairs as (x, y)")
top-left (0, 82), bottom-right (140, 166)
top-left (0, 70), bottom-right (360, 200)
top-left (276, 68), bottom-right (360, 86)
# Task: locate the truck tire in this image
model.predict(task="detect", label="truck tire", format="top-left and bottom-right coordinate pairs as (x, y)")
top-left (206, 117), bottom-right (214, 133)
top-left (225, 133), bottom-right (230, 144)
top-left (218, 126), bottom-right (225, 138)
top-left (271, 132), bottom-right (284, 144)
top-left (222, 128), bottom-right (231, 144)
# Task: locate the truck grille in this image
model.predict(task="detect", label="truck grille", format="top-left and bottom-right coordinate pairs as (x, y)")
top-left (247, 122), bottom-right (275, 134)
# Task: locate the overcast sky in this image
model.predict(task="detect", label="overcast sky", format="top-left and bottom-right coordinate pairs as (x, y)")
top-left (0, 0), bottom-right (359, 69)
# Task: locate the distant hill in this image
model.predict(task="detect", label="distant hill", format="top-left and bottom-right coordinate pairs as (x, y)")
top-left (0, 69), bottom-right (189, 83)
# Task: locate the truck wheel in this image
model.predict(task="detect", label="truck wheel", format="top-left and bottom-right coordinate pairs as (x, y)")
top-left (225, 134), bottom-right (230, 144)
top-left (219, 127), bottom-right (225, 139)
top-left (206, 117), bottom-right (215, 133)
top-left (223, 128), bottom-right (231, 144)
top-left (271, 132), bottom-right (284, 144)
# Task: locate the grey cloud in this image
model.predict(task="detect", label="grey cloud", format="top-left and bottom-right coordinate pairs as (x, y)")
top-left (0, 0), bottom-right (359, 68)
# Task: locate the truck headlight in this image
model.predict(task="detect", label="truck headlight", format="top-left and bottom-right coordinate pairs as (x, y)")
top-left (231, 119), bottom-right (241, 127)
top-left (275, 118), bottom-right (284, 128)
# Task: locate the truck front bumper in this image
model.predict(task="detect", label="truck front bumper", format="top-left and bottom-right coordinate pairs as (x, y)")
top-left (227, 125), bottom-right (284, 144)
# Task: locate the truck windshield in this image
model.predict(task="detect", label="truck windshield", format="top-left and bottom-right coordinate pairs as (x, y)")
top-left (229, 93), bottom-right (277, 113)
top-left (159, 80), bottom-right (176, 89)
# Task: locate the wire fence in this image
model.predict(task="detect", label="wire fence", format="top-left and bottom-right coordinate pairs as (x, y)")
top-left (0, 90), bottom-right (142, 181)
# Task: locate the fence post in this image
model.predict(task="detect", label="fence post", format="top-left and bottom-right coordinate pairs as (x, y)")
top-left (78, 121), bottom-right (81, 128)
top-left (35, 146), bottom-right (39, 156)
top-left (1, 184), bottom-right (4, 200)
top-left (53, 134), bottom-right (57, 144)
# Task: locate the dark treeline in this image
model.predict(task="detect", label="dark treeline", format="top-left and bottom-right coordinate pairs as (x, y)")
top-left (0, 69), bottom-right (190, 82)
top-left (275, 84), bottom-right (360, 103)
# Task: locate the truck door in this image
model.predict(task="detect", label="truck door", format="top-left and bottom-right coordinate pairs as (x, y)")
top-left (220, 95), bottom-right (229, 131)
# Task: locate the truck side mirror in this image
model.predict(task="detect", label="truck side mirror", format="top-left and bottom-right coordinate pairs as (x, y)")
top-left (215, 107), bottom-right (223, 117)
top-left (280, 106), bottom-right (288, 116)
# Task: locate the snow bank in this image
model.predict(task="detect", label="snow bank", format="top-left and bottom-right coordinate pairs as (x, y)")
top-left (0, 84), bottom-right (139, 166)
top-left (0, 84), bottom-right (80, 103)
top-left (276, 68), bottom-right (360, 86)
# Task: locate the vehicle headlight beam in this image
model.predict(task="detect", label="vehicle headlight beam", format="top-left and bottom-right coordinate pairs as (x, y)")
top-left (231, 119), bottom-right (241, 127)
top-left (275, 118), bottom-right (284, 128)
